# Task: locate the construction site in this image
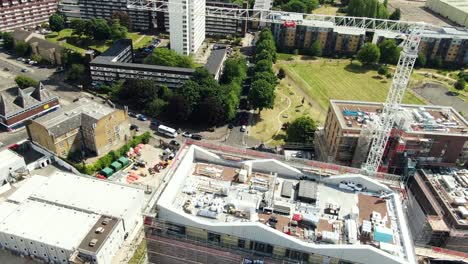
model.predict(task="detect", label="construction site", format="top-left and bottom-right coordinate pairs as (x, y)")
top-left (143, 141), bottom-right (415, 264)
top-left (315, 100), bottom-right (468, 175)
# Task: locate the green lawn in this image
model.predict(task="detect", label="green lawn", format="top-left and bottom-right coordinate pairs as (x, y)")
top-left (46, 29), bottom-right (152, 53)
top-left (128, 239), bottom-right (146, 264)
top-left (277, 59), bottom-right (425, 112)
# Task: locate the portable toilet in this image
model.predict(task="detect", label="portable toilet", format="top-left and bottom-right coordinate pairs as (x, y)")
top-left (110, 161), bottom-right (123, 172)
top-left (101, 167), bottom-right (114, 178)
top-left (117, 157), bottom-right (130, 167)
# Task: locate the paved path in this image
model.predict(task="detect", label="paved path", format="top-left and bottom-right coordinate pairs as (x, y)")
top-left (265, 90), bottom-right (291, 144)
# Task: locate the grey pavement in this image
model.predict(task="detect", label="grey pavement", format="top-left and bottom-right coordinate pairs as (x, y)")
top-left (412, 83), bottom-right (468, 117)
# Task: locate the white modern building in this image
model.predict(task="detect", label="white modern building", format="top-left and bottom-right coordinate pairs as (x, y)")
top-left (0, 172), bottom-right (145, 264)
top-left (168, 0), bottom-right (206, 55)
top-left (144, 143), bottom-right (416, 264)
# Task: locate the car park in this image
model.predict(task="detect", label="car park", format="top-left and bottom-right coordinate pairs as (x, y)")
top-left (191, 134), bottom-right (202, 140)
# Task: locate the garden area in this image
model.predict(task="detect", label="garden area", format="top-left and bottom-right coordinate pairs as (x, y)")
top-left (46, 29), bottom-right (152, 54)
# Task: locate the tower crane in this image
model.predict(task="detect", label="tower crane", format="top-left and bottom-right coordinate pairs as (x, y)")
top-left (127, 0), bottom-right (428, 173)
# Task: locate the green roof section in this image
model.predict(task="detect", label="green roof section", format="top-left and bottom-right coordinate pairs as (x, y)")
top-left (110, 161), bottom-right (123, 172)
top-left (101, 167), bottom-right (114, 177)
top-left (118, 157), bottom-right (130, 167)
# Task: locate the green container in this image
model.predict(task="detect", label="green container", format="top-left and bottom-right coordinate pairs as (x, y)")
top-left (117, 157), bottom-right (130, 167)
top-left (110, 161), bottom-right (123, 172)
top-left (101, 167), bottom-right (114, 177)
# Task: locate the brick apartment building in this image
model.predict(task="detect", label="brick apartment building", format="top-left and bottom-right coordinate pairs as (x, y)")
top-left (315, 100), bottom-right (468, 175)
top-left (0, 83), bottom-right (59, 131)
top-left (26, 98), bottom-right (130, 157)
top-left (0, 0), bottom-right (58, 32)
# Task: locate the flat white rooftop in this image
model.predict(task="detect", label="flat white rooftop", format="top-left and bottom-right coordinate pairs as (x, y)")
top-left (0, 200), bottom-right (99, 251)
top-left (155, 145), bottom-right (416, 264)
top-left (10, 172), bottom-right (145, 219)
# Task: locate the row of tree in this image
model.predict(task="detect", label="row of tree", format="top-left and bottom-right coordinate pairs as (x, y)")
top-left (69, 17), bottom-right (128, 41)
top-left (144, 48), bottom-right (195, 68)
top-left (248, 29), bottom-right (278, 111)
top-left (277, 0), bottom-right (319, 13)
top-left (346, 0), bottom-right (400, 20)
top-left (105, 55), bottom-right (248, 126)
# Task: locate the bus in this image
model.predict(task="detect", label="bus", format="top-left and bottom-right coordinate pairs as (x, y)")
top-left (157, 125), bottom-right (178, 138)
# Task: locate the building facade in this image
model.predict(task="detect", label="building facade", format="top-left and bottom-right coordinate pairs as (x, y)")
top-left (407, 169), bottom-right (468, 252)
top-left (0, 0), bottom-right (58, 32)
top-left (12, 30), bottom-right (64, 65)
top-left (168, 0), bottom-right (206, 55)
top-left (316, 100), bottom-right (468, 175)
top-left (27, 98), bottom-right (130, 157)
top-left (89, 39), bottom-right (195, 88)
top-left (0, 84), bottom-right (60, 131)
top-left (144, 143), bottom-right (416, 264)
top-left (426, 0), bottom-right (468, 27)
top-left (58, 0), bottom-right (153, 31)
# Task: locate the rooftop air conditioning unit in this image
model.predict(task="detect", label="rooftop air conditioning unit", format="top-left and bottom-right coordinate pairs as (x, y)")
top-left (89, 238), bottom-right (98, 247)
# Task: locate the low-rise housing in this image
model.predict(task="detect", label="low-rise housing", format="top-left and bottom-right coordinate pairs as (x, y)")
top-left (315, 100), bottom-right (468, 175)
top-left (143, 142), bottom-right (415, 264)
top-left (0, 83), bottom-right (60, 131)
top-left (26, 98), bottom-right (130, 157)
top-left (0, 149), bottom-right (26, 185)
top-left (205, 47), bottom-right (228, 80)
top-left (407, 169), bottom-right (468, 252)
top-left (0, 171), bottom-right (145, 263)
top-left (0, 0), bottom-right (58, 32)
top-left (11, 30), bottom-right (64, 65)
top-left (89, 39), bottom-right (195, 88)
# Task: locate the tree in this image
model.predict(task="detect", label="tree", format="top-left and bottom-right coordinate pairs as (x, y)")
top-left (86, 18), bottom-right (111, 41)
top-left (347, 0), bottom-right (388, 18)
top-left (110, 21), bottom-right (128, 40)
top-left (167, 95), bottom-right (192, 122)
top-left (377, 65), bottom-right (389, 75)
top-left (283, 0), bottom-right (307, 13)
top-left (61, 49), bottom-right (84, 66)
top-left (433, 56), bottom-right (443, 68)
top-left (340, 0), bottom-right (350, 4)
top-left (357, 43), bottom-right (380, 65)
top-left (195, 96), bottom-right (227, 125)
top-left (416, 53), bottom-right (427, 67)
top-left (49, 13), bottom-right (65, 32)
top-left (256, 39), bottom-right (277, 63)
top-left (144, 48), bottom-right (195, 68)
top-left (2, 32), bottom-right (14, 50)
top-left (248, 79), bottom-right (275, 111)
top-left (286, 116), bottom-right (317, 143)
top-left (255, 49), bottom-right (273, 63)
top-left (15, 75), bottom-right (38, 88)
top-left (389, 8), bottom-right (401, 20)
top-left (14, 41), bottom-right (30, 56)
top-left (30, 54), bottom-right (43, 63)
top-left (278, 68), bottom-right (286, 79)
top-left (254, 71), bottom-right (277, 86)
top-left (145, 98), bottom-right (168, 117)
top-left (111, 11), bottom-right (132, 31)
top-left (454, 78), bottom-right (466, 91)
top-left (307, 40), bottom-right (322, 57)
top-left (70, 18), bottom-right (86, 36)
top-left (254, 59), bottom-right (273, 73)
top-left (221, 56), bottom-right (247, 84)
top-left (378, 39), bottom-right (401, 64)
top-left (66, 64), bottom-right (85, 82)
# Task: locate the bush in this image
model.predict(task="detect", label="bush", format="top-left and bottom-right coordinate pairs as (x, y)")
top-left (15, 75), bottom-right (39, 88)
top-left (454, 78), bottom-right (466, 91)
top-left (385, 73), bottom-right (392, 78)
top-left (377, 65), bottom-right (389, 75)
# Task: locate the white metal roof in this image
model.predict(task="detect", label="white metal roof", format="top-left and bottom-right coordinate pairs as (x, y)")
top-left (7, 175), bottom-right (48, 203)
top-left (0, 149), bottom-right (26, 183)
top-left (29, 172), bottom-right (144, 219)
top-left (0, 200), bottom-right (99, 250)
top-left (0, 202), bottom-right (19, 222)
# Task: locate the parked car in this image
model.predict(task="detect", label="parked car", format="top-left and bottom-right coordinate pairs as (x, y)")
top-left (137, 114), bottom-right (148, 121)
top-left (130, 124), bottom-right (140, 131)
top-left (21, 68), bottom-right (29, 73)
top-left (3, 67), bottom-right (9, 71)
top-left (128, 112), bottom-right (138, 118)
top-left (191, 134), bottom-right (202, 140)
top-left (240, 125), bottom-right (246, 132)
top-left (150, 119), bottom-right (159, 127)
top-left (182, 132), bottom-right (192, 138)
top-left (228, 123), bottom-right (234, 129)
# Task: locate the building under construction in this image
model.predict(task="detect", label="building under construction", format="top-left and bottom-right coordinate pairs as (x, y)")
top-left (143, 140), bottom-right (416, 264)
top-left (407, 168), bottom-right (468, 252)
top-left (315, 100), bottom-right (468, 175)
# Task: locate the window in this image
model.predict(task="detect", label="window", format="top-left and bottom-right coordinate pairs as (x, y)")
top-left (238, 239), bottom-right (246, 248)
top-left (253, 242), bottom-right (273, 255)
top-left (208, 232), bottom-right (221, 243)
top-left (285, 249), bottom-right (309, 261)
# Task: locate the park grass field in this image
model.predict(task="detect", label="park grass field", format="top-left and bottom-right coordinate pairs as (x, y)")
top-left (276, 58), bottom-right (426, 112)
